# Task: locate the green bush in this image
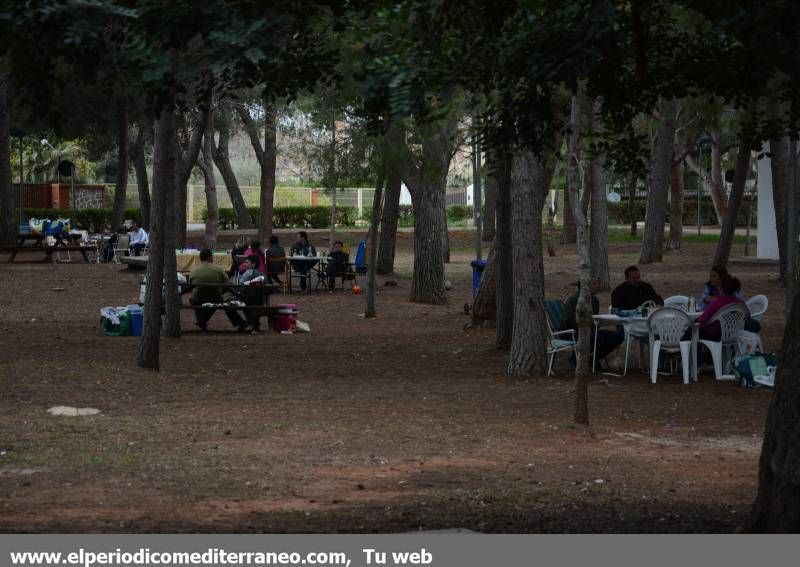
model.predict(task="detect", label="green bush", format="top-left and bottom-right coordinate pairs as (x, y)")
top-left (446, 204), bottom-right (474, 222)
top-left (205, 206), bottom-right (359, 229)
top-left (608, 198), bottom-right (754, 227)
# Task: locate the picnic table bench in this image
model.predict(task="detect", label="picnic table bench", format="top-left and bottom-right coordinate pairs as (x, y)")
top-left (0, 244), bottom-right (95, 263)
top-left (179, 282), bottom-right (280, 330)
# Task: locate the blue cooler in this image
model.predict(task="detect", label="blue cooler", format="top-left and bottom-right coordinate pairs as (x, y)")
top-left (127, 305), bottom-right (144, 337)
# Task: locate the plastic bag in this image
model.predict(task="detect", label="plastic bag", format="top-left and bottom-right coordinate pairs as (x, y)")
top-left (100, 307), bottom-right (131, 336)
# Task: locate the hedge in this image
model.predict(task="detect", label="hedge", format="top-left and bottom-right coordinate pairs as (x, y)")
top-left (23, 208), bottom-right (141, 232)
top-left (202, 206), bottom-right (360, 230)
top-left (608, 198), bottom-right (755, 227)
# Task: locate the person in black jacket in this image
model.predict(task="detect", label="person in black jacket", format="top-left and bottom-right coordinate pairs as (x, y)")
top-left (611, 265), bottom-right (663, 310)
top-left (325, 241), bottom-right (349, 290)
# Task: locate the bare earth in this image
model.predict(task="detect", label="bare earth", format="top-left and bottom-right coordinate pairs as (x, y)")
top-left (0, 232), bottom-right (782, 532)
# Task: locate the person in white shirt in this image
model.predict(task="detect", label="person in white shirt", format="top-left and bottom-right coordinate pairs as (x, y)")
top-left (129, 221), bottom-right (149, 256)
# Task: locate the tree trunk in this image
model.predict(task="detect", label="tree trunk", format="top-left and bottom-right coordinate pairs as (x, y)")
top-left (137, 107), bottom-right (173, 370)
top-left (408, 183), bottom-right (447, 304)
top-left (507, 149), bottom-right (557, 376)
top-left (769, 136), bottom-right (789, 283)
top-left (328, 113), bottom-right (337, 247)
top-left (0, 70), bottom-right (15, 246)
top-left (712, 138), bottom-right (752, 268)
top-left (365, 170), bottom-right (385, 319)
top-left (162, 124), bottom-right (181, 339)
top-left (471, 242), bottom-right (497, 324)
top-left (259, 103), bottom-right (277, 243)
top-left (709, 128), bottom-right (727, 223)
top-left (560, 180), bottom-right (577, 244)
top-left (628, 174), bottom-right (638, 236)
top-left (495, 152), bottom-right (514, 351)
top-left (545, 177), bottom-right (558, 257)
top-left (176, 104), bottom-right (209, 247)
top-left (442, 207), bottom-right (450, 263)
top-left (130, 126), bottom-right (151, 230)
top-left (588, 99), bottom-right (609, 289)
top-left (111, 98), bottom-right (129, 230)
top-left (640, 98), bottom-right (678, 264)
top-left (212, 104), bottom-right (253, 229)
top-left (376, 170), bottom-right (401, 274)
top-left (198, 121), bottom-right (219, 249)
top-left (482, 150), bottom-right (497, 241)
top-left (749, 283), bottom-right (800, 531)
top-left (667, 145), bottom-right (685, 250)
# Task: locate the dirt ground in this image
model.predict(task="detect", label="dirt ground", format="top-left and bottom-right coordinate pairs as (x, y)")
top-left (0, 231), bottom-right (784, 533)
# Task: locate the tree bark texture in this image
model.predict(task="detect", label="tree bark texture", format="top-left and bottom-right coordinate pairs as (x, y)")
top-left (588, 99), bottom-right (609, 289)
top-left (236, 103), bottom-right (276, 241)
top-left (471, 242), bottom-right (497, 324)
top-left (749, 285), bottom-right (800, 532)
top-left (136, 107), bottom-right (173, 370)
top-left (628, 174), bottom-right (638, 236)
top-left (0, 70), bottom-right (15, 246)
top-left (111, 98), bottom-right (130, 231)
top-left (328, 113), bottom-right (337, 247)
top-left (640, 98), bottom-right (678, 264)
top-left (130, 127), bottom-right (151, 231)
top-left (365, 171), bottom-right (385, 319)
top-left (495, 152), bottom-right (514, 351)
top-left (710, 128), bottom-right (727, 223)
top-left (560, 179), bottom-right (578, 244)
top-left (376, 170), bottom-right (401, 274)
top-left (398, 119), bottom-right (457, 305)
top-left (212, 103), bottom-right (253, 229)
top-left (507, 149), bottom-right (559, 376)
top-left (769, 136), bottom-right (789, 283)
top-left (667, 147), bottom-right (685, 251)
top-left (482, 149), bottom-right (497, 242)
top-left (197, 117), bottom-right (219, 249)
top-left (162, 125), bottom-right (181, 339)
top-left (712, 138), bottom-right (752, 268)
top-left (442, 208), bottom-right (450, 264)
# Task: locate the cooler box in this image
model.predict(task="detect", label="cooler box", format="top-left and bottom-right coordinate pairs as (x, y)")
top-left (271, 304), bottom-right (299, 333)
top-left (101, 309), bottom-right (131, 336)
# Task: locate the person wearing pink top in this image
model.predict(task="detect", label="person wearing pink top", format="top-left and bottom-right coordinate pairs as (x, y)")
top-left (696, 275), bottom-right (749, 340)
top-left (240, 241), bottom-right (266, 274)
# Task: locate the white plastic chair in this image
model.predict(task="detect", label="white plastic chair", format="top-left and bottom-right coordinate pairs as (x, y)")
top-left (699, 303), bottom-right (749, 381)
top-left (545, 302), bottom-right (577, 376)
top-left (622, 320), bottom-right (649, 375)
top-left (746, 295), bottom-right (768, 322)
top-left (647, 307), bottom-right (695, 384)
top-left (664, 295), bottom-right (690, 311)
top-left (113, 234), bottom-right (130, 263)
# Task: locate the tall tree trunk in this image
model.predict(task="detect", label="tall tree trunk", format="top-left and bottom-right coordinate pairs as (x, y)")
top-left (667, 145), bottom-right (685, 250)
top-left (640, 98), bottom-right (678, 264)
top-left (471, 242), bottom-right (497, 324)
top-left (137, 107), bottom-right (173, 370)
top-left (376, 170), bottom-right (401, 274)
top-left (328, 112), bottom-right (337, 246)
top-left (709, 128), bottom-right (727, 223)
top-left (130, 126), bottom-right (151, 230)
top-left (588, 99), bottom-right (609, 289)
top-left (483, 150), bottom-right (497, 241)
top-left (176, 104), bottom-right (208, 247)
top-left (628, 174), bottom-right (638, 236)
top-left (365, 170), bottom-right (385, 319)
top-left (442, 207), bottom-right (450, 263)
top-left (560, 180), bottom-right (578, 244)
top-left (408, 184), bottom-right (447, 304)
top-left (162, 125), bottom-right (181, 339)
top-left (212, 104), bottom-right (253, 228)
top-left (749, 283), bottom-right (800, 531)
top-left (769, 136), bottom-right (789, 283)
top-left (0, 69), bottom-right (15, 246)
top-left (712, 138), bottom-right (752, 268)
top-left (507, 149), bottom-right (558, 376)
top-left (111, 98), bottom-right (129, 230)
top-left (495, 152), bottom-right (514, 351)
top-left (197, 121), bottom-right (219, 248)
top-left (259, 103), bottom-right (277, 243)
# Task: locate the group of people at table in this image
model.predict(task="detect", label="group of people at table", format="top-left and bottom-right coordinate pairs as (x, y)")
top-left (560, 264), bottom-right (761, 371)
top-left (186, 231), bottom-right (351, 332)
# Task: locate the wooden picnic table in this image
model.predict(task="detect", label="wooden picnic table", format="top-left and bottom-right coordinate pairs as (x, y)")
top-left (179, 281), bottom-right (280, 330)
top-left (0, 244), bottom-right (95, 263)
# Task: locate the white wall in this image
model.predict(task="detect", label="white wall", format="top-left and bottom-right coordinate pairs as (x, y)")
top-left (756, 142), bottom-right (780, 260)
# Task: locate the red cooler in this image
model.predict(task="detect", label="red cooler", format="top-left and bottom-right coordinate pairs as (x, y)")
top-left (271, 304), bottom-right (299, 332)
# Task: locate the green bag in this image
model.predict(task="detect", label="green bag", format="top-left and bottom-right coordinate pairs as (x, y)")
top-left (101, 311), bottom-right (131, 336)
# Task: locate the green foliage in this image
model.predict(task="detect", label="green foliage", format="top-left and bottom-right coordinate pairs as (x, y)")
top-left (446, 205), bottom-right (473, 222)
top-left (204, 206), bottom-right (359, 229)
top-left (608, 198), bottom-right (753, 227)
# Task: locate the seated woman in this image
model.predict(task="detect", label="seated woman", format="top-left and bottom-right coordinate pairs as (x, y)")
top-left (229, 235), bottom-right (250, 277)
top-left (699, 265), bottom-right (743, 310)
top-left (696, 275), bottom-right (755, 340)
top-left (265, 234), bottom-right (286, 285)
top-left (232, 255), bottom-right (266, 332)
top-left (240, 240), bottom-right (267, 274)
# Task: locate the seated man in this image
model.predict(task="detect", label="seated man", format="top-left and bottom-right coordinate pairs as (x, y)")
top-left (562, 278), bottom-right (624, 367)
top-left (611, 265), bottom-right (663, 310)
top-left (129, 221), bottom-right (149, 256)
top-left (265, 234), bottom-right (286, 285)
top-left (325, 240), bottom-right (349, 291)
top-left (188, 248), bottom-right (241, 331)
top-left (289, 230), bottom-right (317, 291)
